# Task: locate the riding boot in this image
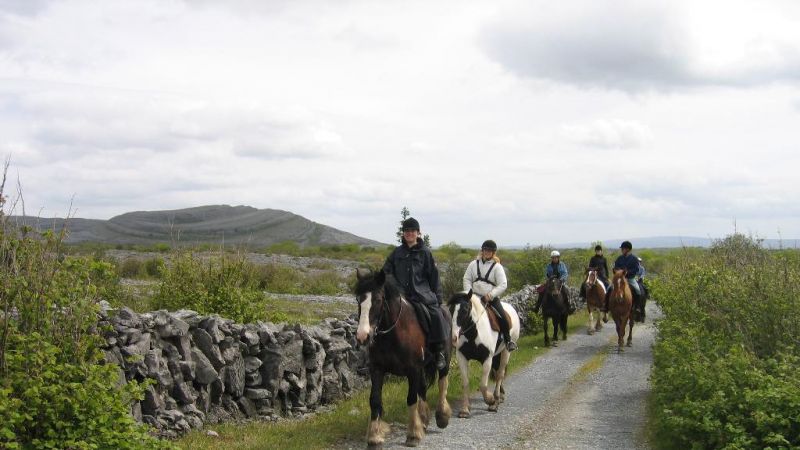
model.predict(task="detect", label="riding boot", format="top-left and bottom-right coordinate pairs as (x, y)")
top-left (433, 343), bottom-right (447, 370)
top-left (490, 298), bottom-right (516, 351)
top-left (427, 305), bottom-right (448, 370)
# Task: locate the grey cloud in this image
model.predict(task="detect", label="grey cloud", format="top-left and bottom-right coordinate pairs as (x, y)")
top-left (0, 0), bottom-right (53, 16)
top-left (480, 1), bottom-right (800, 92)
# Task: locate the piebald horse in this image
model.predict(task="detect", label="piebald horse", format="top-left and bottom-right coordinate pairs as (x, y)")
top-left (609, 269), bottom-right (634, 352)
top-left (583, 268), bottom-right (608, 334)
top-left (355, 269), bottom-right (452, 448)
top-left (448, 290), bottom-right (520, 418)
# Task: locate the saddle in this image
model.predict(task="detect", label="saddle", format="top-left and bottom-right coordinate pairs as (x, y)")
top-left (482, 298), bottom-right (511, 333)
top-left (409, 301), bottom-right (431, 337)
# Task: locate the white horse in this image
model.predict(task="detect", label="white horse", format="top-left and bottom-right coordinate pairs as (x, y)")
top-left (447, 290), bottom-right (520, 418)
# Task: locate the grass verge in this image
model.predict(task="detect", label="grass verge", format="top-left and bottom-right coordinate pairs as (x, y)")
top-left (177, 311), bottom-right (589, 450)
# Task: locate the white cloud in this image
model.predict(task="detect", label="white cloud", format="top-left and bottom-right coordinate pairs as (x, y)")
top-left (561, 119), bottom-right (653, 150)
top-left (480, 0), bottom-right (800, 92)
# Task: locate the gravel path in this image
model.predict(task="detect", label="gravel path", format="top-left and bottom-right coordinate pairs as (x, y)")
top-left (373, 302), bottom-right (661, 450)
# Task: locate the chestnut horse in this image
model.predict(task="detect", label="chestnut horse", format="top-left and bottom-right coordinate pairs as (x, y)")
top-left (541, 275), bottom-right (569, 347)
top-left (583, 268), bottom-right (608, 335)
top-left (609, 269), bottom-right (634, 352)
top-left (355, 269), bottom-right (452, 448)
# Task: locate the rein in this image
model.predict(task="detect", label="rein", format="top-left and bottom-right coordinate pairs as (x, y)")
top-left (375, 293), bottom-right (404, 336)
top-left (457, 297), bottom-right (488, 337)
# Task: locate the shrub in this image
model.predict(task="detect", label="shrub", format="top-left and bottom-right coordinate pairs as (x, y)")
top-left (144, 257), bottom-right (165, 278)
top-left (650, 233), bottom-right (800, 449)
top-left (119, 258), bottom-right (145, 278)
top-left (151, 252), bottom-right (263, 323)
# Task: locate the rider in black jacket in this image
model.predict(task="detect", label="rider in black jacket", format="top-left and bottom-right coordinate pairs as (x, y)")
top-left (580, 244), bottom-right (610, 299)
top-left (382, 217), bottom-right (447, 370)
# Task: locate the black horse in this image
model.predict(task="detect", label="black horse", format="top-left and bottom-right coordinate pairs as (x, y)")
top-left (355, 269), bottom-right (452, 448)
top-left (538, 275), bottom-right (569, 347)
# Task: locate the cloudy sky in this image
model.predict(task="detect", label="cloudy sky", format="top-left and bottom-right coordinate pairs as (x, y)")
top-left (1, 0), bottom-right (799, 246)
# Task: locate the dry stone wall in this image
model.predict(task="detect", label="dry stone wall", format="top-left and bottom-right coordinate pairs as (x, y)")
top-left (98, 285), bottom-right (550, 438)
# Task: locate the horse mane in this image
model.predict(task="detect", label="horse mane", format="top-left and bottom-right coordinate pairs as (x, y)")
top-left (355, 270), bottom-right (402, 301)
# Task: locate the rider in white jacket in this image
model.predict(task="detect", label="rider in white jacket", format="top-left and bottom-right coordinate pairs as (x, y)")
top-left (462, 240), bottom-right (516, 351)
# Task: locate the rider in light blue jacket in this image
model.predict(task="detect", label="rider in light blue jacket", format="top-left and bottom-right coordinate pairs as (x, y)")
top-left (534, 250), bottom-right (570, 312)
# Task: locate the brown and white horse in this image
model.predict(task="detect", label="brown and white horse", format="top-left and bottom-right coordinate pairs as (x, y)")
top-left (583, 268), bottom-right (608, 334)
top-left (448, 290), bottom-right (520, 418)
top-left (355, 269), bottom-right (452, 448)
top-left (609, 269), bottom-right (634, 352)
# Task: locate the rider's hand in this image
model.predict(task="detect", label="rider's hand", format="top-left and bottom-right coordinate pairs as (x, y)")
top-left (482, 293), bottom-right (493, 302)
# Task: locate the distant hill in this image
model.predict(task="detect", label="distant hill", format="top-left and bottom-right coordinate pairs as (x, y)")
top-left (553, 236), bottom-right (800, 250)
top-left (11, 205), bottom-right (385, 248)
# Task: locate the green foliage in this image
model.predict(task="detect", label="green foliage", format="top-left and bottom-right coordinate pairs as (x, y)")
top-left (151, 252), bottom-right (263, 323)
top-left (119, 258), bottom-right (145, 278)
top-left (0, 334), bottom-right (171, 450)
top-left (503, 245), bottom-right (552, 291)
top-left (144, 257), bottom-right (166, 278)
top-left (650, 233), bottom-right (800, 449)
top-left (435, 242), bottom-right (473, 300)
top-left (0, 188), bottom-right (170, 448)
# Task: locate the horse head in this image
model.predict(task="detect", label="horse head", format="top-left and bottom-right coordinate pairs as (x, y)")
top-left (585, 268), bottom-right (598, 287)
top-left (447, 289), bottom-right (474, 344)
top-left (546, 275), bottom-right (563, 297)
top-left (611, 269), bottom-right (628, 301)
top-left (355, 268), bottom-right (388, 344)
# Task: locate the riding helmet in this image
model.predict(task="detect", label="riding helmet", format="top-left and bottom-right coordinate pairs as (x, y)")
top-left (620, 240), bottom-right (633, 250)
top-left (550, 250), bottom-right (560, 257)
top-left (594, 244), bottom-right (603, 251)
top-left (402, 217), bottom-right (420, 231)
top-left (481, 240), bottom-right (497, 251)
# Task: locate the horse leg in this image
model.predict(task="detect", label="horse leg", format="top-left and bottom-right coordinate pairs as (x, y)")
top-left (456, 351), bottom-right (471, 418)
top-left (435, 372), bottom-right (451, 428)
top-left (543, 316), bottom-right (550, 347)
top-left (615, 318), bottom-right (624, 353)
top-left (480, 357), bottom-right (496, 408)
top-left (405, 372), bottom-right (424, 447)
top-left (588, 308), bottom-right (594, 335)
top-left (416, 372), bottom-right (431, 431)
top-left (367, 369), bottom-right (389, 448)
top-left (492, 350), bottom-right (511, 410)
top-left (626, 313), bottom-right (634, 347)
top-left (561, 314), bottom-right (568, 341)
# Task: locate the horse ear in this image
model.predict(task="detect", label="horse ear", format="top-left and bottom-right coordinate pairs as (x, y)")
top-left (356, 268), bottom-right (370, 280)
top-left (375, 269), bottom-right (386, 285)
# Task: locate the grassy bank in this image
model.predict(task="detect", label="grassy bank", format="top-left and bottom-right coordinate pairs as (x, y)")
top-left (177, 311), bottom-right (589, 450)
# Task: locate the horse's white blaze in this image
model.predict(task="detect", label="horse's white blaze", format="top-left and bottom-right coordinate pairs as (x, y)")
top-left (356, 292), bottom-right (372, 343)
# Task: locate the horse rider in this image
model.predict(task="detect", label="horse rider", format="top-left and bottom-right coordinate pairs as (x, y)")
top-left (462, 240), bottom-right (516, 351)
top-left (534, 250), bottom-right (570, 312)
top-left (602, 240), bottom-right (642, 311)
top-left (382, 217), bottom-right (448, 370)
top-left (580, 244), bottom-right (610, 300)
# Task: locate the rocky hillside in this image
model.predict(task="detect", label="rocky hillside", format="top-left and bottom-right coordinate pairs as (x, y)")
top-left (12, 205), bottom-right (383, 247)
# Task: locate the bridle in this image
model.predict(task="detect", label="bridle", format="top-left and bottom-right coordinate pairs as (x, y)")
top-left (364, 290), bottom-right (404, 336)
top-left (456, 295), bottom-right (487, 337)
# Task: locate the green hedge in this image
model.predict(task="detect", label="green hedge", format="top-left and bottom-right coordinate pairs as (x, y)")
top-left (650, 234), bottom-right (800, 449)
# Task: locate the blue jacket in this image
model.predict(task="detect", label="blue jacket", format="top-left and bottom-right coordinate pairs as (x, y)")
top-left (545, 261), bottom-right (568, 282)
top-left (614, 253), bottom-right (640, 279)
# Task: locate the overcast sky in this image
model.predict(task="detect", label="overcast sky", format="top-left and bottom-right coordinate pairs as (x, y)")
top-left (1, 0), bottom-right (799, 246)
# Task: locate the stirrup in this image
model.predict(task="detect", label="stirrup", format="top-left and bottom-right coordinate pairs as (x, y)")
top-left (506, 341), bottom-right (518, 351)
top-left (435, 352), bottom-right (447, 370)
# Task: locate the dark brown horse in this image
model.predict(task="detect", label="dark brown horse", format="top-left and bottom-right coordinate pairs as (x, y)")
top-left (541, 275), bottom-right (569, 347)
top-left (609, 269), bottom-right (634, 352)
top-left (355, 269), bottom-right (452, 448)
top-left (583, 268), bottom-right (608, 335)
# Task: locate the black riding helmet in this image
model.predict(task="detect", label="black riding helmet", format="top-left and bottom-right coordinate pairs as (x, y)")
top-left (620, 240), bottom-right (633, 250)
top-left (481, 240), bottom-right (497, 251)
top-left (594, 244), bottom-right (603, 251)
top-left (402, 217), bottom-right (420, 231)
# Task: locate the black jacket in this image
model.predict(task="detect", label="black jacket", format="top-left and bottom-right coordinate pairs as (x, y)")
top-left (382, 237), bottom-right (443, 305)
top-left (589, 255), bottom-right (609, 280)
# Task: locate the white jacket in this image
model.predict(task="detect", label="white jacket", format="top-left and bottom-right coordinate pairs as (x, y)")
top-left (463, 259), bottom-right (508, 298)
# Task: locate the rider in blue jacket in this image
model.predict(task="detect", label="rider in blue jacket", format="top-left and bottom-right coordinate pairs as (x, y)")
top-left (534, 250), bottom-right (570, 312)
top-left (602, 241), bottom-right (642, 311)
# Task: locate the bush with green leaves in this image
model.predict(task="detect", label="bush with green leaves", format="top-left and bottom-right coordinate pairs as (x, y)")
top-left (0, 194), bottom-right (169, 448)
top-left (151, 252), bottom-right (263, 323)
top-left (650, 234), bottom-right (800, 449)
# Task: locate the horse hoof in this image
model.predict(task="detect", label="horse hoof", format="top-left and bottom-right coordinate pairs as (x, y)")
top-left (435, 410), bottom-right (450, 429)
top-left (588, 329), bottom-right (594, 335)
top-left (405, 438), bottom-right (420, 447)
top-left (552, 341), bottom-right (558, 347)
top-left (367, 444), bottom-right (384, 450)
top-left (626, 341), bottom-right (632, 347)
top-left (458, 410), bottom-right (470, 419)
top-left (603, 317), bottom-right (609, 323)
top-left (488, 403), bottom-right (498, 412)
